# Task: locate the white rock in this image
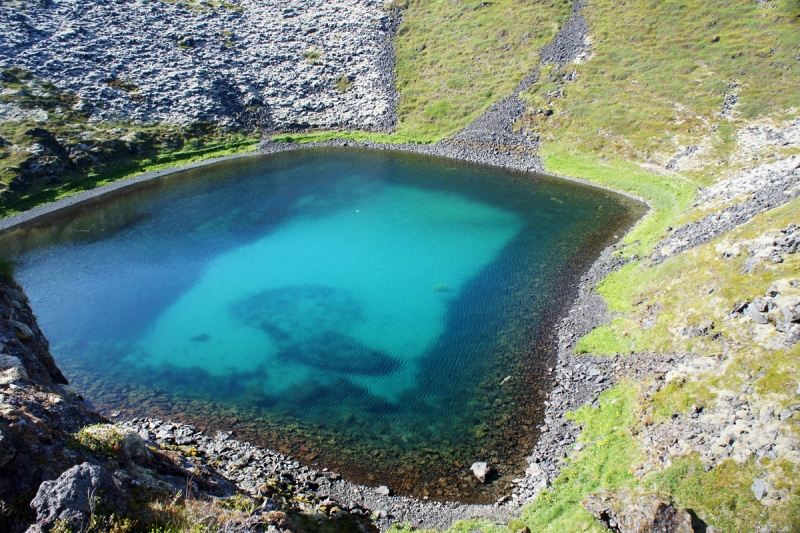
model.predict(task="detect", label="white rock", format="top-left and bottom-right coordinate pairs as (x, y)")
top-left (470, 461), bottom-right (491, 483)
top-left (374, 485), bottom-right (391, 496)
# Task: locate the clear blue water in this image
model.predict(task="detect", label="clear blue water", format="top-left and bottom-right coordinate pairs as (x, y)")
top-left (0, 148), bottom-right (644, 501)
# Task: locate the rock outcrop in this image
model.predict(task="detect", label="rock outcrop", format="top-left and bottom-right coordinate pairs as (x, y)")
top-left (0, 278), bottom-right (104, 528)
top-left (583, 490), bottom-right (698, 533)
top-left (27, 463), bottom-right (132, 533)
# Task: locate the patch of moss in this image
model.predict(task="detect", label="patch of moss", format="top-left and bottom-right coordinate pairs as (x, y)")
top-left (303, 47), bottom-right (323, 64)
top-left (335, 75), bottom-right (353, 93)
top-left (105, 78), bottom-right (140, 93)
top-left (70, 424), bottom-right (127, 460)
top-left (574, 322), bottom-right (631, 356)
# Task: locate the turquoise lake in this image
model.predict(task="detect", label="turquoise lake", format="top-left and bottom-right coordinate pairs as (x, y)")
top-left (0, 148), bottom-right (645, 502)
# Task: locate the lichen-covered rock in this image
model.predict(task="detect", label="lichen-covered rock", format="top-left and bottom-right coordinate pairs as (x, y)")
top-left (27, 463), bottom-right (131, 533)
top-left (582, 490), bottom-right (695, 533)
top-left (77, 424), bottom-right (149, 465)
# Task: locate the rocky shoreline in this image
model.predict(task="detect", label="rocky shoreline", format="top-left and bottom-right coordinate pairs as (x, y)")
top-left (118, 418), bottom-right (509, 532)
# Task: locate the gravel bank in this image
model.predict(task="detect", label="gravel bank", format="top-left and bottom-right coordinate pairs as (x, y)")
top-left (120, 418), bottom-right (509, 532)
top-left (508, 240), bottom-right (693, 504)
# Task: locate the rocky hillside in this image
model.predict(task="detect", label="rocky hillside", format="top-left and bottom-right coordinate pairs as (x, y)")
top-left (0, 0), bottom-right (398, 211)
top-left (1, 0), bottom-right (397, 130)
top-left (2, 0), bottom-right (800, 532)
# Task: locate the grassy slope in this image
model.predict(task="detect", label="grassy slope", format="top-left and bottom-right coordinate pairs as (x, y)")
top-left (525, 0), bottom-right (800, 168)
top-left (516, 2), bottom-right (800, 530)
top-left (391, 0), bottom-right (570, 139)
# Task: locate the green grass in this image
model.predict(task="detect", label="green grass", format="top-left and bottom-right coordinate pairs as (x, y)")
top-left (584, 197), bottom-right (800, 356)
top-left (271, 130), bottom-right (430, 145)
top-left (335, 75), bottom-right (353, 93)
top-left (160, 0), bottom-right (244, 14)
top-left (0, 259), bottom-right (15, 282)
top-left (540, 145), bottom-right (696, 257)
top-left (574, 321), bottom-right (632, 355)
top-left (303, 47), bottom-right (323, 64)
top-left (518, 383), bottom-right (641, 532)
top-left (644, 457), bottom-right (799, 532)
top-left (391, 0), bottom-right (571, 141)
top-left (521, 0), bottom-right (800, 167)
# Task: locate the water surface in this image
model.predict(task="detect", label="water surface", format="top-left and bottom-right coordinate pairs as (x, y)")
top-left (0, 148), bottom-right (644, 502)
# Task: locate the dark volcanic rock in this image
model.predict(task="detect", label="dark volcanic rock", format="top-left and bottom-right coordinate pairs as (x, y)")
top-left (27, 463), bottom-right (131, 533)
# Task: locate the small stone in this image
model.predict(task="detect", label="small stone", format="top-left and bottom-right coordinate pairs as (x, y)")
top-left (374, 485), bottom-right (391, 496)
top-left (731, 300), bottom-right (748, 314)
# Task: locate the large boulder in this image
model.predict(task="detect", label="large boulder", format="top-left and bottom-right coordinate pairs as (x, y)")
top-left (470, 461), bottom-right (492, 483)
top-left (27, 463), bottom-right (132, 533)
top-left (583, 489), bottom-right (697, 533)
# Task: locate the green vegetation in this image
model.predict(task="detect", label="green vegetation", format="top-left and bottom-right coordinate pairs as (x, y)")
top-left (391, 0), bottom-right (571, 140)
top-left (0, 259), bottom-right (15, 283)
top-left (519, 384), bottom-right (640, 532)
top-left (105, 78), bottom-right (140, 94)
top-left (584, 198), bottom-right (800, 355)
top-left (539, 146), bottom-right (696, 257)
top-left (69, 424), bottom-right (128, 460)
top-left (303, 47), bottom-right (323, 64)
top-left (272, 129), bottom-right (425, 145)
top-left (160, 0), bottom-right (245, 14)
top-left (335, 75), bottom-right (353, 93)
top-left (644, 458), bottom-right (778, 532)
top-left (0, 137), bottom-right (257, 218)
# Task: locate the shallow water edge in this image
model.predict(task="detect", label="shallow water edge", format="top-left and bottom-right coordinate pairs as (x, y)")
top-left (0, 139), bottom-right (651, 234)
